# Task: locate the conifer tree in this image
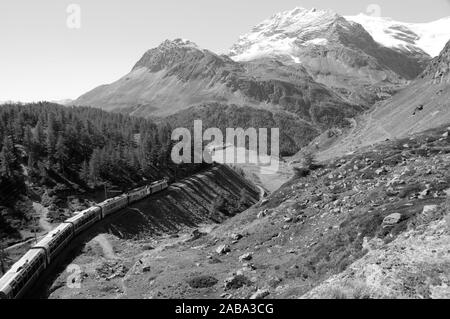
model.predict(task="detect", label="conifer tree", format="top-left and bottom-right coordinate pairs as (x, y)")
top-left (54, 135), bottom-right (68, 171)
top-left (89, 148), bottom-right (101, 184)
top-left (46, 114), bottom-right (57, 160)
top-left (79, 160), bottom-right (90, 183)
top-left (0, 136), bottom-right (17, 178)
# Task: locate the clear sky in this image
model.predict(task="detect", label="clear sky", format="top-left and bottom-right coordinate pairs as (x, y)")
top-left (1, 0), bottom-right (450, 102)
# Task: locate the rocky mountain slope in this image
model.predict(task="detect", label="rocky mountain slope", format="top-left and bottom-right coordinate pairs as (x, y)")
top-left (229, 7), bottom-right (429, 107)
top-left (314, 39), bottom-right (450, 161)
top-left (74, 39), bottom-right (356, 118)
top-left (420, 40), bottom-right (450, 83)
top-left (74, 39), bottom-right (365, 155)
top-left (44, 124), bottom-right (450, 299)
top-left (346, 14), bottom-right (450, 58)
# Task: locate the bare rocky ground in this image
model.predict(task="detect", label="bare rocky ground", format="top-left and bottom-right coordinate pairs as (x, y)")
top-left (44, 125), bottom-right (450, 299)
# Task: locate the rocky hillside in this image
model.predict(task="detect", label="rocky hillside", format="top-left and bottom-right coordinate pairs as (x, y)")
top-left (420, 40), bottom-right (450, 83)
top-left (314, 39), bottom-right (450, 161)
top-left (43, 124), bottom-right (450, 299)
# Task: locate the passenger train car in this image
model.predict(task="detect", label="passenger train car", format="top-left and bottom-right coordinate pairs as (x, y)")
top-left (0, 178), bottom-right (169, 299)
top-left (64, 206), bottom-right (102, 236)
top-left (0, 249), bottom-right (47, 299)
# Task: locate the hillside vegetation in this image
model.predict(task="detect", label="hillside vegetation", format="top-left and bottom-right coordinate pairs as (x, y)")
top-left (0, 102), bottom-right (205, 247)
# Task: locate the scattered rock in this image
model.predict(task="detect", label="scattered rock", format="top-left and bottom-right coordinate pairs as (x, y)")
top-left (331, 208), bottom-right (341, 215)
top-left (239, 253), bottom-right (253, 262)
top-left (96, 261), bottom-right (128, 281)
top-left (375, 167), bottom-right (387, 175)
top-left (250, 289), bottom-right (270, 299)
top-left (138, 259), bottom-right (152, 273)
top-left (422, 205), bottom-right (438, 215)
top-left (382, 213), bottom-right (402, 227)
top-left (418, 189), bottom-right (430, 199)
top-left (283, 217), bottom-right (293, 223)
top-left (189, 229), bottom-right (205, 241)
top-left (230, 233), bottom-right (243, 241)
top-left (242, 263), bottom-right (256, 271)
top-left (216, 244), bottom-right (230, 255)
top-left (224, 275), bottom-right (252, 290)
top-left (257, 210), bottom-right (269, 218)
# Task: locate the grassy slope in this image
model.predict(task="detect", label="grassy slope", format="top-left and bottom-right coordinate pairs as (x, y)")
top-left (312, 80), bottom-right (450, 162)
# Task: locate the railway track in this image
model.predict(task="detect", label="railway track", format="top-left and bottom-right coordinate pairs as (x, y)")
top-left (0, 179), bottom-right (169, 299)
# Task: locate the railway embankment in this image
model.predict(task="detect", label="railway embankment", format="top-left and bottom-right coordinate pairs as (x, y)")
top-left (29, 164), bottom-right (259, 298)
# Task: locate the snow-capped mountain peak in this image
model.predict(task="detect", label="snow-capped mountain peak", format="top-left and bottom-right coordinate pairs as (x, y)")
top-left (345, 13), bottom-right (450, 57)
top-left (229, 7), bottom-right (348, 62)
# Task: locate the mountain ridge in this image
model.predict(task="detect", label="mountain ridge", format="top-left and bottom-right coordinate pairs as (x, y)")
top-left (228, 7), bottom-right (429, 107)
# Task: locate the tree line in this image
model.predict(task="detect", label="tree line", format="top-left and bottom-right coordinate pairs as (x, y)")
top-left (0, 102), bottom-right (204, 205)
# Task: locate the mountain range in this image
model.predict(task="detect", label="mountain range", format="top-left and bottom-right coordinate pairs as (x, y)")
top-left (72, 7), bottom-right (450, 155)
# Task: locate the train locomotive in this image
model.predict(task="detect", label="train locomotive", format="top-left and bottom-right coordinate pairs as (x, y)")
top-left (0, 178), bottom-right (168, 299)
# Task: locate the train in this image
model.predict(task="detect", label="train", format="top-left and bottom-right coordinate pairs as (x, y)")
top-left (0, 179), bottom-right (169, 299)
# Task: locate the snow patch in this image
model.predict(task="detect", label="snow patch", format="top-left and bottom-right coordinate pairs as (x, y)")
top-left (346, 13), bottom-right (450, 57)
top-left (304, 38), bottom-right (328, 46)
top-left (290, 55), bottom-right (301, 64)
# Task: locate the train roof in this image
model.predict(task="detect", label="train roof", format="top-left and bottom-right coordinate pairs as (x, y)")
top-left (32, 223), bottom-right (72, 248)
top-left (99, 194), bottom-right (127, 204)
top-left (0, 249), bottom-right (45, 290)
top-left (65, 206), bottom-right (100, 223)
top-left (150, 179), bottom-right (166, 185)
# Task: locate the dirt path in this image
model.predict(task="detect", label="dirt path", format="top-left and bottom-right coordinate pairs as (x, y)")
top-left (32, 202), bottom-right (52, 232)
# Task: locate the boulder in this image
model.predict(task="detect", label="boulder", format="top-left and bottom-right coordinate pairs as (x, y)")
top-left (136, 258), bottom-right (152, 273)
top-left (250, 289), bottom-right (270, 299)
top-left (422, 205), bottom-right (438, 215)
top-left (239, 253), bottom-right (253, 262)
top-left (375, 167), bottom-right (387, 175)
top-left (418, 189), bottom-right (430, 199)
top-left (382, 213), bottom-right (402, 226)
top-left (283, 216), bottom-right (293, 223)
top-left (216, 244), bottom-right (231, 255)
top-left (242, 263), bottom-right (256, 271)
top-left (257, 210), bottom-right (269, 218)
top-left (230, 233), bottom-right (243, 241)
